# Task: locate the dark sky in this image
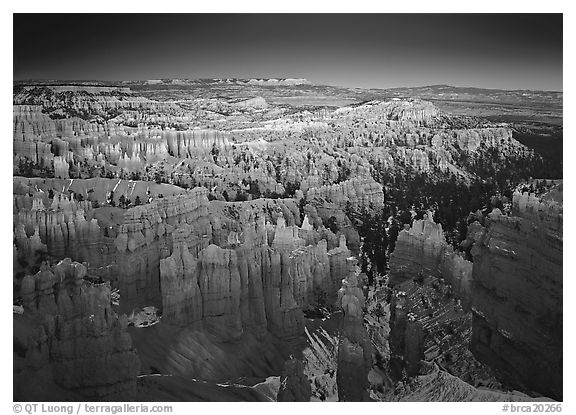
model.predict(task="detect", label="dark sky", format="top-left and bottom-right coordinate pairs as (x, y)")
top-left (13, 14), bottom-right (563, 91)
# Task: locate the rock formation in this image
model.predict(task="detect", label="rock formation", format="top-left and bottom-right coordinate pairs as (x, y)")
top-left (156, 199), bottom-right (354, 341)
top-left (388, 289), bottom-right (425, 380)
top-left (277, 358), bottom-right (312, 401)
top-left (13, 79), bottom-right (560, 402)
top-left (336, 257), bottom-right (372, 401)
top-left (14, 192), bottom-right (103, 265)
top-left (114, 188), bottom-right (212, 310)
top-left (306, 177), bottom-right (384, 209)
top-left (16, 258), bottom-right (140, 401)
top-left (383, 362), bottom-right (551, 402)
top-left (334, 99), bottom-right (439, 125)
top-left (439, 247), bottom-right (473, 308)
top-left (469, 191), bottom-right (562, 400)
top-left (159, 226), bottom-right (203, 326)
top-left (389, 212), bottom-right (473, 303)
top-left (388, 214), bottom-right (447, 284)
top-left (387, 213), bottom-right (484, 383)
top-left (302, 326), bottom-right (339, 401)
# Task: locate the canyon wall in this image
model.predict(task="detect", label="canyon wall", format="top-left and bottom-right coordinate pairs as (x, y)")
top-left (306, 177), bottom-right (384, 209)
top-left (387, 213), bottom-right (478, 381)
top-left (385, 190), bottom-right (562, 400)
top-left (16, 259), bottom-right (140, 401)
top-left (13, 192), bottom-right (103, 266)
top-left (469, 191), bottom-right (563, 400)
top-left (159, 212), bottom-right (353, 340)
top-left (389, 213), bottom-right (473, 302)
top-left (13, 174), bottom-right (350, 339)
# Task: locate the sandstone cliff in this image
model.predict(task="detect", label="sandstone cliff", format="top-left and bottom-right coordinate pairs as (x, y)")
top-left (158, 210), bottom-right (353, 341)
top-left (14, 192), bottom-right (103, 265)
top-left (470, 192), bottom-right (562, 400)
top-left (334, 99), bottom-right (439, 125)
top-left (388, 215), bottom-right (446, 285)
top-left (387, 213), bottom-right (484, 383)
top-left (306, 177), bottom-right (384, 209)
top-left (113, 188), bottom-right (211, 310)
top-left (15, 258), bottom-right (140, 401)
top-left (389, 213), bottom-right (473, 301)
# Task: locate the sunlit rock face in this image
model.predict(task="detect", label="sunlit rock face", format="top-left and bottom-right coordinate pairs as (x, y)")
top-left (378, 99), bottom-right (439, 123)
top-left (470, 190), bottom-right (562, 400)
top-left (455, 128), bottom-right (514, 152)
top-left (14, 85), bottom-right (181, 120)
top-left (13, 183), bottom-right (212, 313)
top-left (430, 128), bottom-right (517, 153)
top-left (334, 99), bottom-right (439, 125)
top-left (158, 206), bottom-right (353, 341)
top-left (13, 174), bottom-right (347, 343)
top-left (164, 129), bottom-right (232, 157)
top-left (16, 259), bottom-right (140, 401)
top-left (13, 105), bottom-right (58, 139)
top-left (389, 214), bottom-right (446, 283)
top-left (439, 247), bottom-right (473, 308)
top-left (112, 188), bottom-right (212, 311)
top-left (13, 99), bottom-right (234, 185)
top-left (390, 219), bottom-right (444, 283)
top-left (13, 192), bottom-right (103, 266)
top-left (328, 234), bottom-right (352, 295)
top-left (306, 177), bottom-right (384, 209)
top-left (386, 213), bottom-right (479, 383)
top-left (388, 213), bottom-right (473, 303)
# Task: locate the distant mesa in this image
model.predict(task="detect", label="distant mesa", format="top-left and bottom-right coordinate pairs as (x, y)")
top-left (134, 78), bottom-right (312, 86)
top-left (244, 78), bottom-right (311, 86)
top-left (19, 84), bottom-right (132, 94)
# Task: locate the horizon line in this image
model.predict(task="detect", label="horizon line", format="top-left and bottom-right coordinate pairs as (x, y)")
top-left (12, 78), bottom-right (564, 94)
